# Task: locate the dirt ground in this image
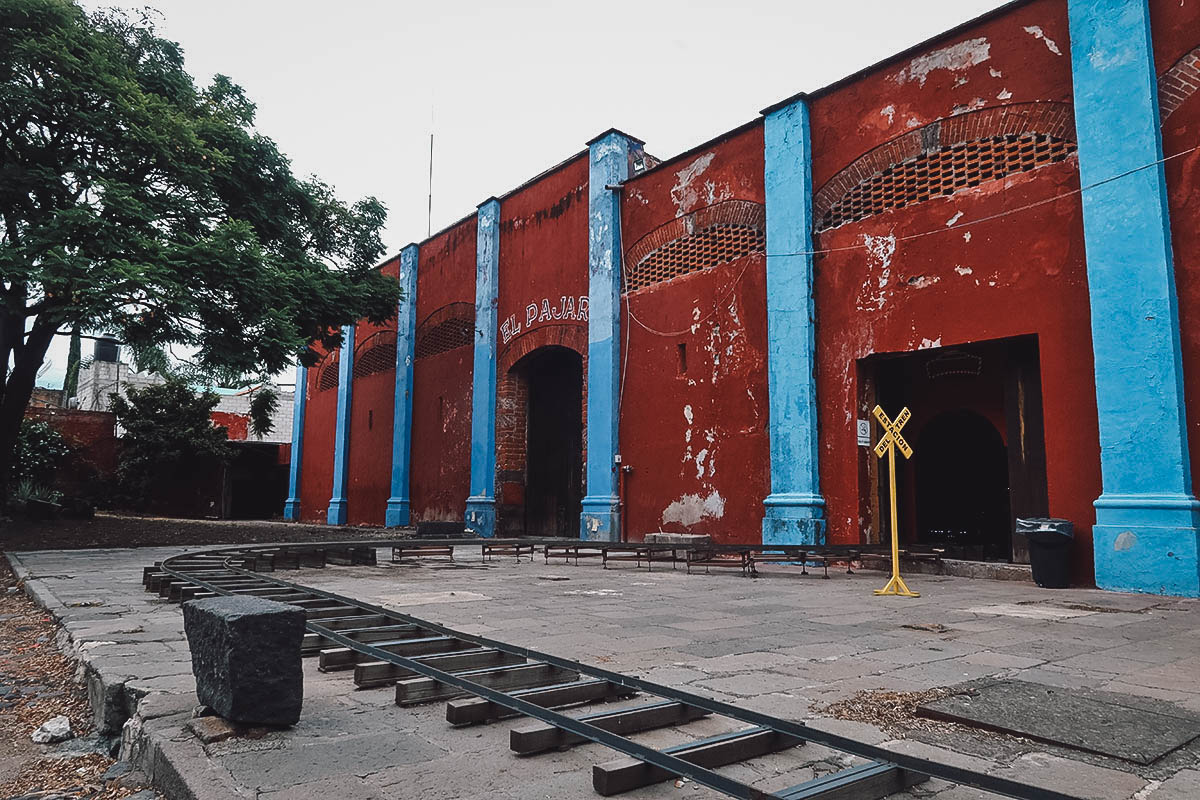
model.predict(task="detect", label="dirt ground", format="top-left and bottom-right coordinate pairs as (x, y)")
top-left (0, 512), bottom-right (403, 552)
top-left (0, 558), bottom-right (158, 799)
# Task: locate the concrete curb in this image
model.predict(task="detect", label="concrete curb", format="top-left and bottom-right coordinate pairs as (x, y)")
top-left (5, 551), bottom-right (247, 799)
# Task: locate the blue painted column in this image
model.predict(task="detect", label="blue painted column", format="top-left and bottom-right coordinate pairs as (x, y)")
top-left (1069, 0), bottom-right (1200, 596)
top-left (326, 325), bottom-right (356, 525)
top-left (760, 94), bottom-right (826, 546)
top-left (282, 361), bottom-right (307, 521)
top-left (580, 129), bottom-right (643, 542)
top-left (386, 243), bottom-right (420, 527)
top-left (465, 199), bottom-right (501, 538)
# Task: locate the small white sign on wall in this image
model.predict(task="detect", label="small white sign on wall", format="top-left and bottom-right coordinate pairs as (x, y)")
top-left (857, 419), bottom-right (871, 447)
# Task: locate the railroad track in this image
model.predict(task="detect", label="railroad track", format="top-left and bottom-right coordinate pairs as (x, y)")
top-left (144, 539), bottom-right (1082, 800)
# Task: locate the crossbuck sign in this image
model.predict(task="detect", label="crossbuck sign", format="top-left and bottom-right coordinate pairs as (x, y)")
top-left (872, 405), bottom-right (919, 598)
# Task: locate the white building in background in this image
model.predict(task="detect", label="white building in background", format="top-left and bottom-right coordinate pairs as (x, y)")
top-left (70, 341), bottom-right (293, 445)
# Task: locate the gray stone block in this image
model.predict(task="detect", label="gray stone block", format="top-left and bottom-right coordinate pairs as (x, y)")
top-left (181, 596), bottom-right (304, 726)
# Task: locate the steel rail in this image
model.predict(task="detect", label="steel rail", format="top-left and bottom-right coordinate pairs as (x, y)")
top-left (157, 541), bottom-right (1083, 800)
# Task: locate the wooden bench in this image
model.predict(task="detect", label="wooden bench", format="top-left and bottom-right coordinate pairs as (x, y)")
top-left (482, 542), bottom-right (537, 562)
top-left (685, 548), bottom-right (750, 576)
top-left (747, 548), bottom-right (863, 577)
top-left (601, 545), bottom-right (680, 571)
top-left (543, 544), bottom-right (603, 565)
top-left (390, 544), bottom-right (455, 563)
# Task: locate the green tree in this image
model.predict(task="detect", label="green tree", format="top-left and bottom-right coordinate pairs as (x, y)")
top-left (12, 418), bottom-right (69, 485)
top-left (62, 327), bottom-right (81, 398)
top-left (109, 379), bottom-right (231, 504)
top-left (0, 0), bottom-right (399, 501)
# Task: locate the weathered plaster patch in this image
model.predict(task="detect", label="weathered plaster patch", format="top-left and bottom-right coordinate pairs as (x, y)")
top-left (954, 265), bottom-right (973, 276)
top-left (859, 234), bottom-right (896, 310)
top-left (671, 153), bottom-right (716, 213)
top-left (683, 404), bottom-right (694, 425)
top-left (1114, 531), bottom-right (1137, 552)
top-left (907, 275), bottom-right (941, 289)
top-left (919, 337), bottom-right (942, 350)
top-left (997, 88), bottom-right (1013, 100)
top-left (989, 67), bottom-right (1003, 78)
top-left (896, 37), bottom-right (991, 86)
top-left (963, 232), bottom-right (972, 243)
top-left (1023, 25), bottom-right (1062, 56)
top-left (946, 211), bottom-right (964, 226)
top-left (880, 105), bottom-right (896, 125)
top-left (662, 490), bottom-right (726, 526)
top-left (951, 98), bottom-right (987, 115)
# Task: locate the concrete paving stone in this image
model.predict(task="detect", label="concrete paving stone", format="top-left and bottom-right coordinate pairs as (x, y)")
top-left (258, 775), bottom-right (388, 800)
top-left (216, 731), bottom-right (447, 791)
top-left (693, 671), bottom-right (809, 698)
top-left (960, 651), bottom-right (1045, 669)
top-left (876, 658), bottom-right (1005, 689)
top-left (1010, 667), bottom-right (1111, 691)
top-left (987, 751), bottom-right (1148, 800)
top-left (769, 655), bottom-right (893, 684)
top-left (775, 640), bottom-right (870, 661)
top-left (682, 650), bottom-right (801, 674)
top-left (861, 641), bottom-right (985, 667)
top-left (1148, 768), bottom-right (1200, 799)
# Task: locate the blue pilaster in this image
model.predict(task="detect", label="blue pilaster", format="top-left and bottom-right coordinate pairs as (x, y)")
top-left (282, 361), bottom-right (307, 521)
top-left (580, 130), bottom-right (643, 542)
top-left (326, 325), bottom-right (355, 526)
top-left (386, 244), bottom-right (420, 527)
top-left (465, 199), bottom-right (500, 538)
top-left (760, 95), bottom-right (826, 546)
top-left (1069, 0), bottom-right (1200, 596)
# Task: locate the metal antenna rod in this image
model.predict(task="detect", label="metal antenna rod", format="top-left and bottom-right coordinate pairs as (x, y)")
top-left (427, 105), bottom-right (434, 238)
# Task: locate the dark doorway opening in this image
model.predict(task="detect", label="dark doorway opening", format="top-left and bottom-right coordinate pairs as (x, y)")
top-left (915, 409), bottom-right (1011, 560)
top-left (865, 335), bottom-right (1048, 562)
top-left (514, 346), bottom-right (583, 537)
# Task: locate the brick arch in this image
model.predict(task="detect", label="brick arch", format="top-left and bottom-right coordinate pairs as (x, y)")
top-left (498, 322), bottom-right (586, 375)
top-left (1160, 46), bottom-right (1200, 122)
top-left (415, 302), bottom-right (474, 361)
top-left (814, 102), bottom-right (1077, 232)
top-left (352, 329), bottom-right (397, 380)
top-left (622, 200), bottom-right (765, 293)
top-left (315, 350), bottom-right (340, 393)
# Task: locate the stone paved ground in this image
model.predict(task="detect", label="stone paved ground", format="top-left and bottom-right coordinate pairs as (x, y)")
top-left (7, 545), bottom-right (1200, 800)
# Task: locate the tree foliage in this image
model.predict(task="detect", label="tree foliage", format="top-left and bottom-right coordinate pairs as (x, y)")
top-left (247, 385), bottom-right (279, 439)
top-left (0, 0), bottom-right (399, 497)
top-left (110, 380), bottom-right (231, 502)
top-left (13, 418), bottom-right (69, 485)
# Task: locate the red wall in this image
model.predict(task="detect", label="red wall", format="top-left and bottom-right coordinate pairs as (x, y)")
top-left (809, 0), bottom-right (1102, 580)
top-left (496, 155), bottom-right (590, 374)
top-left (1153, 0), bottom-right (1200, 504)
top-left (410, 219), bottom-right (476, 522)
top-left (618, 124), bottom-right (771, 544)
top-left (298, 345), bottom-right (336, 522)
top-left (345, 257), bottom-right (400, 526)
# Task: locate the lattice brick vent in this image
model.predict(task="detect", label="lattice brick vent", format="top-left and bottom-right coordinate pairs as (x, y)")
top-left (624, 200), bottom-right (765, 293)
top-left (317, 358), bottom-right (339, 392)
top-left (416, 302), bottom-right (475, 360)
top-left (818, 133), bottom-right (1076, 231)
top-left (353, 331), bottom-right (397, 379)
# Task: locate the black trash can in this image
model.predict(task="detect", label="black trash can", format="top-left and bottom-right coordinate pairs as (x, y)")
top-left (1016, 518), bottom-right (1074, 588)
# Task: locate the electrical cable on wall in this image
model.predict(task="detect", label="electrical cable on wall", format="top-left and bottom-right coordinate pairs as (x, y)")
top-left (617, 139), bottom-right (1198, 338)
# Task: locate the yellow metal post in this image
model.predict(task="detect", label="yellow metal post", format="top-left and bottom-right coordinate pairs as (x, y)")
top-left (872, 405), bottom-right (919, 597)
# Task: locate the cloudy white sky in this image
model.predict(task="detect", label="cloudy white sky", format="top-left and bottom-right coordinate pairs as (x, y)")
top-left (42, 0), bottom-right (1006, 389)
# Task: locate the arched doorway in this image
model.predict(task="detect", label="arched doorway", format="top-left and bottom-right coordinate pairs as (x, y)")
top-left (499, 346), bottom-right (583, 537)
top-left (915, 409), bottom-right (1012, 560)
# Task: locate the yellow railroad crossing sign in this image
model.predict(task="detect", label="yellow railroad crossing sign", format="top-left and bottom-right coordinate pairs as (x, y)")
top-left (872, 406), bottom-right (913, 460)
top-left (872, 405), bottom-right (920, 598)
